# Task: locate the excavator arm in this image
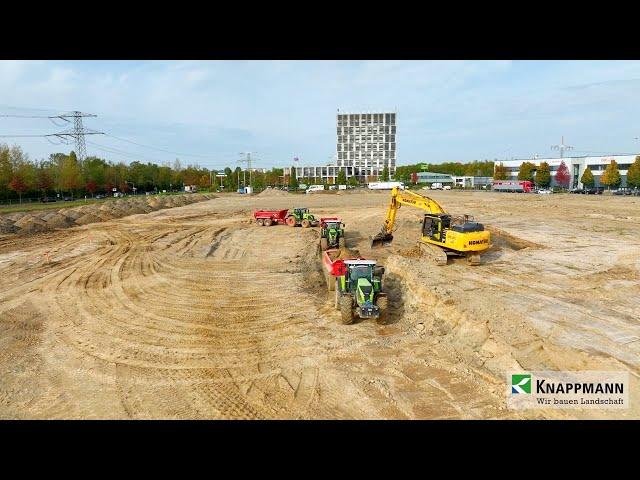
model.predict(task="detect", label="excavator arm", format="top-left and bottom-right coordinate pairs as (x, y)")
top-left (371, 187), bottom-right (446, 247)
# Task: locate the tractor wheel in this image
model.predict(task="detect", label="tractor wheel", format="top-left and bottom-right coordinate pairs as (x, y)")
top-left (320, 237), bottom-right (328, 251)
top-left (376, 295), bottom-right (388, 324)
top-left (338, 236), bottom-right (345, 249)
top-left (301, 219), bottom-right (311, 228)
top-left (256, 218), bottom-right (264, 226)
top-left (339, 295), bottom-right (354, 325)
top-left (264, 218), bottom-right (273, 226)
top-left (286, 216), bottom-right (297, 227)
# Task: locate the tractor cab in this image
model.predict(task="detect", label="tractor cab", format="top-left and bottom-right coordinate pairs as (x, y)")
top-left (340, 260), bottom-right (384, 320)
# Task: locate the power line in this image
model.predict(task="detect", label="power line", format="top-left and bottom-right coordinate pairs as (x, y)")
top-left (104, 133), bottom-right (237, 159)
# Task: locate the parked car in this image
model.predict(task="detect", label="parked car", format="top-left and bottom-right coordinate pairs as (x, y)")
top-left (537, 189), bottom-right (552, 195)
top-left (585, 187), bottom-right (604, 195)
top-left (63, 196), bottom-right (74, 201)
top-left (95, 194), bottom-right (105, 199)
top-left (443, 185), bottom-right (452, 190)
top-left (40, 196), bottom-right (57, 203)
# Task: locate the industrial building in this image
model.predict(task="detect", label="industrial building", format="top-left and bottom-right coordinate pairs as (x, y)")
top-left (415, 172), bottom-right (492, 189)
top-left (496, 155), bottom-right (639, 188)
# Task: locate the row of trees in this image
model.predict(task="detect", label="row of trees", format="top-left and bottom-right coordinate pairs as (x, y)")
top-left (0, 143), bottom-right (298, 202)
top-left (494, 156), bottom-right (640, 189)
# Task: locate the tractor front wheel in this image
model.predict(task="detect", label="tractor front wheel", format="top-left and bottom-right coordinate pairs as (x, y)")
top-left (339, 295), bottom-right (354, 325)
top-left (301, 219), bottom-right (311, 228)
top-left (264, 218), bottom-right (273, 226)
top-left (286, 216), bottom-right (296, 227)
top-left (376, 295), bottom-right (388, 324)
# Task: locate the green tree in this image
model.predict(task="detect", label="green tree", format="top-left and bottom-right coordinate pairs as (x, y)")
top-left (517, 162), bottom-right (536, 182)
top-left (289, 166), bottom-right (298, 190)
top-left (336, 168), bottom-right (347, 186)
top-left (493, 163), bottom-right (508, 180)
top-left (381, 166), bottom-right (389, 181)
top-left (580, 167), bottom-right (595, 188)
top-left (601, 160), bottom-right (621, 189)
top-left (60, 152), bottom-right (82, 196)
top-left (535, 162), bottom-right (551, 188)
top-left (348, 175), bottom-right (359, 187)
top-left (626, 156), bottom-right (640, 189)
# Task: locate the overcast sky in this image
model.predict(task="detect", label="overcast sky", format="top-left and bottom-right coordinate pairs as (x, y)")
top-left (1, 60), bottom-right (639, 169)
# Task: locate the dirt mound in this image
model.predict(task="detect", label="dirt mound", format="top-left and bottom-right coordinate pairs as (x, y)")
top-left (75, 213), bottom-right (102, 226)
top-left (44, 213), bottom-right (73, 229)
top-left (258, 188), bottom-right (290, 197)
top-left (0, 219), bottom-right (17, 234)
top-left (14, 215), bottom-right (49, 234)
top-left (326, 246), bottom-right (362, 261)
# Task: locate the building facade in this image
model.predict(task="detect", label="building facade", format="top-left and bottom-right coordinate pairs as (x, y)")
top-left (290, 165), bottom-right (355, 184)
top-left (416, 172), bottom-right (453, 184)
top-left (415, 172), bottom-right (492, 189)
top-left (336, 111), bottom-right (397, 180)
top-left (496, 155), bottom-right (639, 188)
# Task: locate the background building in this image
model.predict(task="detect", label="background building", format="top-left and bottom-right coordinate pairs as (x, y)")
top-left (337, 111), bottom-right (397, 181)
top-left (416, 172), bottom-right (453, 185)
top-left (415, 172), bottom-right (492, 189)
top-left (497, 155), bottom-right (639, 188)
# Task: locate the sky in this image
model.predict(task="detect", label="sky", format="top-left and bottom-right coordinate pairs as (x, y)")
top-left (1, 60), bottom-right (639, 170)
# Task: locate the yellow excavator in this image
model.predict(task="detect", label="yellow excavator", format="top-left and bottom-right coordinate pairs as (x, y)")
top-left (370, 187), bottom-right (490, 265)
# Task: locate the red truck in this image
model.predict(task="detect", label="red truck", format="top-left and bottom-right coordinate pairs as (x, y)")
top-left (253, 209), bottom-right (289, 226)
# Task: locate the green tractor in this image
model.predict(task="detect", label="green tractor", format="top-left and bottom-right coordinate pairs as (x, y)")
top-left (334, 260), bottom-right (387, 325)
top-left (285, 207), bottom-right (319, 228)
top-left (320, 217), bottom-right (345, 251)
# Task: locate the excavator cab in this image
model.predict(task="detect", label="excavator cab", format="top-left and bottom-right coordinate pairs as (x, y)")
top-left (422, 214), bottom-right (450, 243)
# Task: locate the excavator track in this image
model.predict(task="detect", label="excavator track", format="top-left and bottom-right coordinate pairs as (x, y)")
top-left (418, 241), bottom-right (448, 266)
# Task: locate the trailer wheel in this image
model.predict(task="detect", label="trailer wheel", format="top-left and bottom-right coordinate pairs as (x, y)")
top-left (256, 218), bottom-right (264, 226)
top-left (339, 295), bottom-right (354, 325)
top-left (301, 219), bottom-right (311, 228)
top-left (286, 216), bottom-right (296, 227)
top-left (264, 218), bottom-right (273, 226)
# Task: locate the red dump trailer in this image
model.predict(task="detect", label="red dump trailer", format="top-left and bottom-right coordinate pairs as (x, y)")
top-left (253, 209), bottom-right (289, 226)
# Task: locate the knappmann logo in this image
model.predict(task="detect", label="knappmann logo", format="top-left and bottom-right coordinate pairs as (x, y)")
top-left (512, 374), bottom-right (531, 394)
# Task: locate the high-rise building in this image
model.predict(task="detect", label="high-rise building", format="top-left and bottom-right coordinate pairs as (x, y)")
top-left (336, 112), bottom-right (397, 180)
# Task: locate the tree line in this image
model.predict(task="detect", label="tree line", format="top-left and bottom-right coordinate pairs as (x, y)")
top-left (0, 143), bottom-right (294, 202)
top-left (493, 156), bottom-right (640, 189)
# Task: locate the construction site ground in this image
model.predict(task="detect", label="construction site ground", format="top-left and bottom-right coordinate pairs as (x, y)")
top-left (1, 189), bottom-right (638, 419)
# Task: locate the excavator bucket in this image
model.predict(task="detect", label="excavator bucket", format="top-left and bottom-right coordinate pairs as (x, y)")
top-left (370, 232), bottom-right (393, 248)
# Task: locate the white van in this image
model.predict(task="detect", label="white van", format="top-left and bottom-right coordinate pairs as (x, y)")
top-left (306, 185), bottom-right (325, 194)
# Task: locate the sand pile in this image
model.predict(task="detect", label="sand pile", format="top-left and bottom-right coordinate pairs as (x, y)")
top-left (0, 219), bottom-right (17, 234)
top-left (258, 189), bottom-right (290, 197)
top-left (0, 193), bottom-right (217, 236)
top-left (326, 247), bottom-right (362, 261)
top-left (44, 213), bottom-right (74, 229)
top-left (75, 213), bottom-right (102, 226)
top-left (13, 216), bottom-right (49, 234)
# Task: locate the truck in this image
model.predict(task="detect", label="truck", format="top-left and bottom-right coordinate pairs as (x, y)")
top-left (491, 180), bottom-right (534, 193)
top-left (367, 181), bottom-right (405, 190)
top-left (253, 209), bottom-right (289, 226)
top-left (306, 185), bottom-right (325, 194)
top-left (431, 183), bottom-right (443, 190)
top-left (321, 249), bottom-right (387, 325)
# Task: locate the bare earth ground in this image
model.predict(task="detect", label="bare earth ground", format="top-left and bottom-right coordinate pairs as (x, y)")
top-left (0, 190), bottom-right (638, 419)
